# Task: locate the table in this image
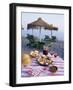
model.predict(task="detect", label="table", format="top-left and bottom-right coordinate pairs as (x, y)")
top-left (21, 53), bottom-right (64, 77)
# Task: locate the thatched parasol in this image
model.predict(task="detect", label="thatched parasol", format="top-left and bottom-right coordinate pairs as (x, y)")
top-left (45, 24), bottom-right (58, 38)
top-left (27, 18), bottom-right (58, 41)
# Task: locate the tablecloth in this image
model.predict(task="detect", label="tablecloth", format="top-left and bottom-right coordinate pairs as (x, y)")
top-left (21, 54), bottom-right (64, 77)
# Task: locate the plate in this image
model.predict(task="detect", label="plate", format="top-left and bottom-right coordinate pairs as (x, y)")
top-left (37, 56), bottom-right (53, 66)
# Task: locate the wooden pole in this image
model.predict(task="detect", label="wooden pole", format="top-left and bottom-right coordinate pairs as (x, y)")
top-left (32, 28), bottom-right (33, 35)
top-left (39, 27), bottom-right (41, 42)
top-left (51, 30), bottom-right (52, 38)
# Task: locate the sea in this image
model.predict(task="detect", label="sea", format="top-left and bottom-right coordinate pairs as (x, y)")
top-left (21, 29), bottom-right (64, 41)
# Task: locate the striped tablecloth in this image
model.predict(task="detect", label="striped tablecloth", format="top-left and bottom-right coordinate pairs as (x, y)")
top-left (21, 54), bottom-right (64, 77)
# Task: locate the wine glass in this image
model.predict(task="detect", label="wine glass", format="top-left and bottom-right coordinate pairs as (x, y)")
top-left (54, 53), bottom-right (58, 58)
top-left (43, 46), bottom-right (49, 55)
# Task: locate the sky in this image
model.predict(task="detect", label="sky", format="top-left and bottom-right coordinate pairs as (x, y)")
top-left (21, 12), bottom-right (64, 41)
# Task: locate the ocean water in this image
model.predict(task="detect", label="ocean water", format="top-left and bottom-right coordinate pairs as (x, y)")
top-left (21, 29), bottom-right (64, 41)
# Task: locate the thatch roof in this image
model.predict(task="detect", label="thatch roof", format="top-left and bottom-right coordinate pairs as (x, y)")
top-left (27, 17), bottom-right (58, 30)
top-left (44, 24), bottom-right (58, 30)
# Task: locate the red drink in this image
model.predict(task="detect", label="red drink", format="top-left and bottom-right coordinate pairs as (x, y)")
top-left (43, 47), bottom-right (48, 55)
top-left (54, 53), bottom-right (58, 57)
